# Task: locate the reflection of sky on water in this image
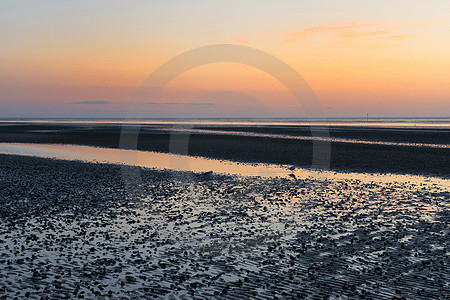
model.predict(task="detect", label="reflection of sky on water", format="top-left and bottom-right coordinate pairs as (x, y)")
top-left (164, 128), bottom-right (450, 149)
top-left (0, 143), bottom-right (448, 191)
top-left (0, 142), bottom-right (448, 298)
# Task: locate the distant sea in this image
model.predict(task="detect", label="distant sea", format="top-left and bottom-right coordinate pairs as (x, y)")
top-left (1, 117), bottom-right (449, 128)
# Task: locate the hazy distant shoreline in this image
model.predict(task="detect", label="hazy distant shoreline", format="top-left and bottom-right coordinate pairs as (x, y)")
top-left (1, 117), bottom-right (449, 127)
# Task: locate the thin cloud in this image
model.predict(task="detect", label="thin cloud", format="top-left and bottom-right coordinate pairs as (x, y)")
top-left (340, 30), bottom-right (388, 38)
top-left (146, 102), bottom-right (215, 106)
top-left (72, 100), bottom-right (112, 104)
top-left (391, 34), bottom-right (414, 39)
top-left (146, 102), bottom-right (177, 105)
top-left (188, 103), bottom-right (215, 106)
top-left (402, 20), bottom-right (445, 29)
top-left (286, 20), bottom-right (387, 42)
top-left (285, 19), bottom-right (441, 42)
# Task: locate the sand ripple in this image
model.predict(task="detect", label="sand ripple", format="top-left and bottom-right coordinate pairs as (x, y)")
top-left (0, 155), bottom-right (448, 299)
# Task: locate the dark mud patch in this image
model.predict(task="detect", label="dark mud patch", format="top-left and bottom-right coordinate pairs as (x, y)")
top-left (0, 154), bottom-right (449, 299)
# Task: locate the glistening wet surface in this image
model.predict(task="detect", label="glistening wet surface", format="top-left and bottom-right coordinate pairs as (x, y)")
top-left (0, 154), bottom-right (448, 299)
top-left (0, 143), bottom-right (448, 190)
top-left (162, 127), bottom-right (450, 149)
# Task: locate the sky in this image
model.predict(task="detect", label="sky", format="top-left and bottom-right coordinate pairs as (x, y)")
top-left (1, 0), bottom-right (449, 118)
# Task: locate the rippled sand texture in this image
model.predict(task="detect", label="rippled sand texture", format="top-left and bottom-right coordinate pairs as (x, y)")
top-left (0, 155), bottom-right (449, 299)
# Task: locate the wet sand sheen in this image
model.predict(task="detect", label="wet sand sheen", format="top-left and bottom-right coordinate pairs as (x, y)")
top-left (164, 127), bottom-right (450, 149)
top-left (0, 154), bottom-right (448, 299)
top-left (1, 122), bottom-right (448, 176)
top-left (0, 142), bottom-right (448, 190)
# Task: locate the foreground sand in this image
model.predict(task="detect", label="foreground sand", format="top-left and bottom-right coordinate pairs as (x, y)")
top-left (0, 154), bottom-right (449, 299)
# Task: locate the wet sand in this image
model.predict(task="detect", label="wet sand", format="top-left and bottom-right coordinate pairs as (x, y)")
top-left (0, 154), bottom-right (449, 299)
top-left (0, 122), bottom-right (449, 177)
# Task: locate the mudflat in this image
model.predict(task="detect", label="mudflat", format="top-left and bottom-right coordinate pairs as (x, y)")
top-left (0, 122), bottom-right (449, 177)
top-left (0, 154), bottom-right (448, 298)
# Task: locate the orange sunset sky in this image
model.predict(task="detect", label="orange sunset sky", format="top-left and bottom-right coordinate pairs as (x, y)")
top-left (1, 1), bottom-right (449, 118)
